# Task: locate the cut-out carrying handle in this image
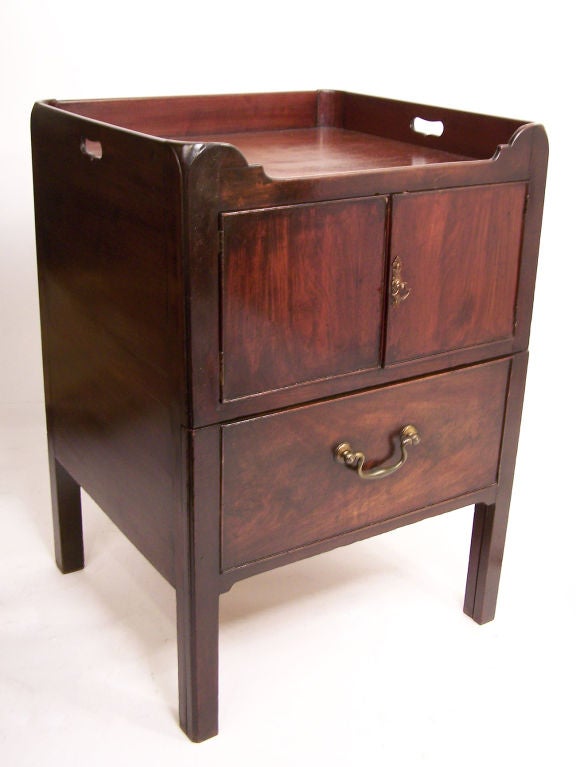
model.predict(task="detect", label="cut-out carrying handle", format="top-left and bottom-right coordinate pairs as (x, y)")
top-left (411, 117), bottom-right (444, 137)
top-left (80, 138), bottom-right (103, 160)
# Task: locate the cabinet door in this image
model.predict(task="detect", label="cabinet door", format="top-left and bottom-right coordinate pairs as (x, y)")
top-left (221, 197), bottom-right (386, 400)
top-left (385, 183), bottom-right (526, 365)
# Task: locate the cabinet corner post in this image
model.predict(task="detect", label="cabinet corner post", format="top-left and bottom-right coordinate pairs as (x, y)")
top-left (175, 426), bottom-right (221, 742)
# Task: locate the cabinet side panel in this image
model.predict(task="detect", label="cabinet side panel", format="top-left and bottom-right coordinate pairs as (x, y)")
top-left (340, 92), bottom-right (524, 159)
top-left (32, 105), bottom-right (185, 584)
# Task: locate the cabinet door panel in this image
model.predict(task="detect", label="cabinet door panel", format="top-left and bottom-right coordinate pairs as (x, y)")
top-left (221, 197), bottom-right (386, 400)
top-left (386, 184), bottom-right (526, 364)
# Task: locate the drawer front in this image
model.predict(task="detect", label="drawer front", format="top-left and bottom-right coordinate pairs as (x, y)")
top-left (220, 196), bottom-right (386, 400)
top-left (221, 359), bottom-right (510, 570)
top-left (386, 183), bottom-right (526, 365)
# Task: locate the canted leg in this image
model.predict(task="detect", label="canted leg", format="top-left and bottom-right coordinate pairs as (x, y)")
top-left (176, 585), bottom-right (219, 742)
top-left (463, 501), bottom-right (510, 624)
top-left (48, 452), bottom-right (84, 573)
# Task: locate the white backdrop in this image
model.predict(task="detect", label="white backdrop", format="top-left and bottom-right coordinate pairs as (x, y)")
top-left (1, 1), bottom-right (574, 764)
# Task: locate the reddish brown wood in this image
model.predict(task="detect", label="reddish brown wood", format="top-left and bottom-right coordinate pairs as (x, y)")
top-left (221, 486), bottom-right (497, 590)
top-left (221, 359), bottom-right (509, 570)
top-left (316, 89), bottom-right (343, 128)
top-left (183, 126), bottom-right (537, 428)
top-left (184, 128), bottom-right (470, 179)
top-left (464, 352), bottom-right (528, 623)
top-left (386, 183), bottom-right (526, 365)
top-left (339, 91), bottom-right (525, 160)
top-left (176, 427), bottom-right (221, 742)
top-left (221, 197), bottom-right (387, 399)
top-left (31, 103), bottom-right (186, 585)
top-left (206, 123), bottom-right (533, 213)
top-left (57, 91), bottom-right (318, 137)
top-left (31, 91), bottom-right (547, 742)
top-left (182, 143), bottom-right (246, 426)
top-left (56, 89), bottom-right (524, 161)
top-left (513, 125), bottom-right (549, 352)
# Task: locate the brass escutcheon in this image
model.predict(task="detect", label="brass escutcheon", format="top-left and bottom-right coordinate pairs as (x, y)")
top-left (391, 257), bottom-right (411, 305)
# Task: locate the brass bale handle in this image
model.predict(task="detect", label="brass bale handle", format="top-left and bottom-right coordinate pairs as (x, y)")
top-left (334, 425), bottom-right (420, 481)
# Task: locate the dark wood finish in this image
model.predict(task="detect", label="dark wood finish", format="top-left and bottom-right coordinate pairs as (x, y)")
top-left (184, 128), bottom-right (470, 179)
top-left (465, 503), bottom-right (499, 622)
top-left (182, 143), bottom-right (247, 427)
top-left (339, 91), bottom-right (525, 160)
top-left (176, 427), bottom-right (221, 742)
top-left (221, 197), bottom-right (387, 398)
top-left (513, 126), bottom-right (549, 353)
top-left (31, 103), bottom-right (187, 585)
top-left (56, 89), bottom-right (524, 161)
top-left (206, 121), bottom-right (534, 214)
top-left (31, 91), bottom-right (547, 742)
top-left (464, 352), bottom-right (528, 623)
top-left (49, 452), bottom-right (84, 573)
top-left (316, 89), bottom-right (343, 127)
top-left (221, 486), bottom-right (497, 591)
top-left (197, 337), bottom-right (517, 427)
top-left (386, 183), bottom-right (526, 365)
top-left (221, 359), bottom-right (509, 570)
top-left (182, 125), bottom-right (540, 429)
top-left (57, 91), bottom-right (318, 137)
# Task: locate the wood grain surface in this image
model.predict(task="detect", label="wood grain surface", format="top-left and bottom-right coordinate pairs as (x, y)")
top-left (31, 91), bottom-right (547, 742)
top-left (386, 183), bottom-right (526, 365)
top-left (185, 127), bottom-right (470, 178)
top-left (32, 104), bottom-right (186, 584)
top-left (221, 359), bottom-right (510, 570)
top-left (221, 197), bottom-right (387, 398)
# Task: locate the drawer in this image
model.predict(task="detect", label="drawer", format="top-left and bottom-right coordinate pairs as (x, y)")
top-left (221, 359), bottom-right (510, 570)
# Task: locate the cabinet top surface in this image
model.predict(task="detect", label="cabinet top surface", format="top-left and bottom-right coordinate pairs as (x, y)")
top-left (39, 90), bottom-right (536, 181)
top-left (175, 127), bottom-right (471, 179)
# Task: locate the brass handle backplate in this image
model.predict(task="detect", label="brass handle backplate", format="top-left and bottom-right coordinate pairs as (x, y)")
top-left (391, 257), bottom-right (411, 305)
top-left (334, 425), bottom-right (420, 481)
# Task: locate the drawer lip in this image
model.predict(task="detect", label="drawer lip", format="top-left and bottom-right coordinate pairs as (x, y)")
top-left (220, 358), bottom-right (511, 572)
top-left (220, 485), bottom-right (498, 582)
top-left (194, 341), bottom-right (518, 427)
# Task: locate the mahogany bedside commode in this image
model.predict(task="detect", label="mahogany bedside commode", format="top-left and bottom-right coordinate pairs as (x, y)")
top-left (31, 90), bottom-right (547, 741)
